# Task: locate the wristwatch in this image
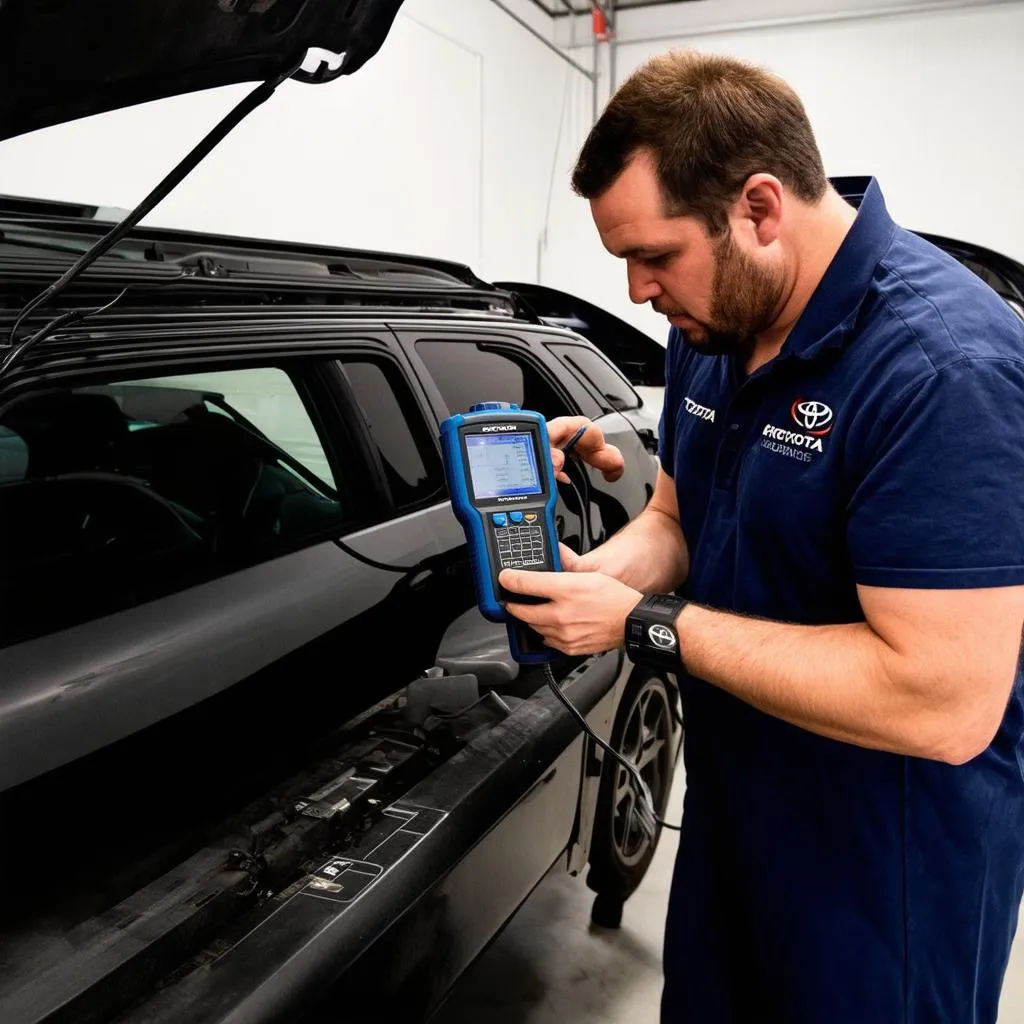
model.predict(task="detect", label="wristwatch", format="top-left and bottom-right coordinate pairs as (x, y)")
top-left (625, 593), bottom-right (688, 671)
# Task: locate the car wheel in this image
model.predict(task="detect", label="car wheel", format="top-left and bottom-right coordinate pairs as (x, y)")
top-left (586, 669), bottom-right (676, 927)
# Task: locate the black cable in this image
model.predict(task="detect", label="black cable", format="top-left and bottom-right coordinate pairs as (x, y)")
top-left (330, 515), bottom-right (683, 840)
top-left (0, 287), bottom-right (130, 380)
top-left (543, 662), bottom-right (681, 835)
top-left (335, 433), bottom-right (591, 577)
top-left (563, 473), bottom-right (593, 551)
top-left (332, 536), bottom-right (425, 574)
top-left (330, 430), bottom-right (684, 842)
top-left (1, 56), bottom-right (304, 383)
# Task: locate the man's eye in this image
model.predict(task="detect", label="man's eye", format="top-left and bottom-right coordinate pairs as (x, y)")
top-left (646, 253), bottom-right (672, 268)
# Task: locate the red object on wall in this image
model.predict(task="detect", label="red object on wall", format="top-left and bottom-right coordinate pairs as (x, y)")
top-left (592, 5), bottom-right (610, 42)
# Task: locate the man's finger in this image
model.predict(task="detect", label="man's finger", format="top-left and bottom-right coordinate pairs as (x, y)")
top-left (546, 416), bottom-right (592, 449)
top-left (504, 601), bottom-right (556, 628)
top-left (550, 447), bottom-right (568, 483)
top-left (584, 443), bottom-right (625, 482)
top-left (548, 417), bottom-right (625, 483)
top-left (557, 542), bottom-right (580, 572)
top-left (499, 568), bottom-right (567, 599)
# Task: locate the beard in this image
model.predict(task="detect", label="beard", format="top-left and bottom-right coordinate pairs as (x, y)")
top-left (659, 233), bottom-right (785, 360)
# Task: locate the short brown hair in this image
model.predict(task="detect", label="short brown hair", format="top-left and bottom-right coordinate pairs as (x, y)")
top-left (571, 50), bottom-right (828, 234)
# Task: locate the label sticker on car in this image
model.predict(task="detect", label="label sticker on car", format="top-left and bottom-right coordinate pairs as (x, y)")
top-left (301, 802), bottom-right (446, 905)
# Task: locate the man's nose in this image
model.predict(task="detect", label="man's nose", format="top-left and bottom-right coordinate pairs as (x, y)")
top-left (627, 262), bottom-right (661, 305)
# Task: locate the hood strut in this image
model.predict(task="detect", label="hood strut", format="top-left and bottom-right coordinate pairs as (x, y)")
top-left (0, 52), bottom-right (306, 384)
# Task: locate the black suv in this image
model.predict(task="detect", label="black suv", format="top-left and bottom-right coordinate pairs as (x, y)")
top-left (0, 6), bottom-right (680, 1022)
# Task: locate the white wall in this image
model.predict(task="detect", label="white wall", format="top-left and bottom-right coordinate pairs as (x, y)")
top-left (543, 0), bottom-right (1024, 343)
top-left (0, 0), bottom-right (582, 283)
top-left (3, 0), bottom-right (1020, 350)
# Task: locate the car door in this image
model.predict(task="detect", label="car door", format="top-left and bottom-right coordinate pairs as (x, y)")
top-left (546, 339), bottom-right (661, 454)
top-left (331, 345), bottom-right (480, 673)
top-left (0, 338), bottom-right (451, 794)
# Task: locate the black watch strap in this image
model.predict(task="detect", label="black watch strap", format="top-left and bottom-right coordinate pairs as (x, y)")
top-left (625, 593), bottom-right (687, 670)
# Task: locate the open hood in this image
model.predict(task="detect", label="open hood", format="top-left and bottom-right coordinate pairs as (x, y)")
top-left (0, 0), bottom-right (406, 143)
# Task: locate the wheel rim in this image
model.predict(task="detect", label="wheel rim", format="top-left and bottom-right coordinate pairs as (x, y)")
top-left (611, 676), bottom-right (672, 867)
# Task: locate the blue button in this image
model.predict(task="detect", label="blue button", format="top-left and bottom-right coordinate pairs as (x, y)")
top-left (492, 513), bottom-right (507, 527)
top-left (509, 511), bottom-right (525, 524)
top-left (470, 401), bottom-right (520, 413)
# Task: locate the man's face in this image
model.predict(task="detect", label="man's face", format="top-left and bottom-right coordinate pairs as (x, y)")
top-left (590, 150), bottom-right (785, 357)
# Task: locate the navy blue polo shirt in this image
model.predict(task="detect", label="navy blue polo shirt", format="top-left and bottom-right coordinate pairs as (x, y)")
top-left (659, 178), bottom-right (1024, 1024)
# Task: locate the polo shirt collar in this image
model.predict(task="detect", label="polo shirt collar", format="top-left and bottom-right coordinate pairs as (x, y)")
top-left (778, 176), bottom-right (897, 362)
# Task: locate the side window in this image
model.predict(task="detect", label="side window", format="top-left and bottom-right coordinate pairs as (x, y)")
top-left (138, 367), bottom-right (337, 487)
top-left (0, 425), bottom-right (28, 482)
top-left (0, 364), bottom-right (353, 648)
top-left (548, 343), bottom-right (641, 413)
top-left (339, 357), bottom-right (443, 510)
top-left (415, 339), bottom-right (573, 422)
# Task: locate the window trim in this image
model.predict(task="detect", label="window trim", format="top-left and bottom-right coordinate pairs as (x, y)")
top-left (410, 333), bottom-right (587, 424)
top-left (335, 351), bottom-right (446, 517)
top-left (545, 341), bottom-right (642, 414)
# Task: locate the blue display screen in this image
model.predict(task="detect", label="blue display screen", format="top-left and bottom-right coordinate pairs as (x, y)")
top-left (466, 432), bottom-right (542, 500)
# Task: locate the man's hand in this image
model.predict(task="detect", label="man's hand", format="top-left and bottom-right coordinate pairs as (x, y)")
top-left (546, 415), bottom-right (624, 484)
top-left (499, 565), bottom-right (641, 656)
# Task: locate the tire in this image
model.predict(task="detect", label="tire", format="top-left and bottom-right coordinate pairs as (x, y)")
top-left (586, 668), bottom-right (677, 913)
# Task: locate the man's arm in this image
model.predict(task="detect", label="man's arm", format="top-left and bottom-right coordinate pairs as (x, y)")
top-left (500, 566), bottom-right (1024, 765)
top-left (573, 468), bottom-right (689, 593)
top-left (675, 584), bottom-right (1024, 765)
top-left (545, 415), bottom-right (688, 593)
top-left (507, 360), bottom-right (1024, 766)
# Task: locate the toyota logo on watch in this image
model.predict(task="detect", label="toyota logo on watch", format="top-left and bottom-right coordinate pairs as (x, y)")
top-left (790, 399), bottom-right (834, 436)
top-left (648, 624), bottom-right (677, 650)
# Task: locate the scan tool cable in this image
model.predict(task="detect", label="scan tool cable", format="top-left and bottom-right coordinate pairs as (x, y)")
top-left (542, 662), bottom-right (681, 839)
top-left (336, 427), bottom-right (680, 838)
top-left (333, 427), bottom-right (593, 574)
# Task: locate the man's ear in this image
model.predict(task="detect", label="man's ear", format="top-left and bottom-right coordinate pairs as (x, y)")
top-left (734, 174), bottom-right (784, 247)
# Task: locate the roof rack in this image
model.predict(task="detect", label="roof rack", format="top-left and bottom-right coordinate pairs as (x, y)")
top-left (0, 194), bottom-right (112, 221)
top-left (0, 193), bottom-right (493, 290)
top-left (0, 193), bottom-right (543, 322)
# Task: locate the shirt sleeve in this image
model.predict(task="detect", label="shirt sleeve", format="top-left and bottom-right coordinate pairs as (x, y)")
top-left (848, 356), bottom-right (1024, 589)
top-left (657, 328), bottom-right (679, 477)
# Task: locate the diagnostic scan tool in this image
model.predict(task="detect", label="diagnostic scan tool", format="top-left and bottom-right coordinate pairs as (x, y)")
top-left (440, 402), bottom-right (562, 663)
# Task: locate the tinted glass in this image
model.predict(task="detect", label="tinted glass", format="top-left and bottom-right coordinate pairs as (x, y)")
top-left (0, 365), bottom-right (349, 647)
top-left (340, 358), bottom-right (441, 510)
top-left (416, 340), bottom-right (570, 422)
top-left (549, 344), bottom-right (640, 413)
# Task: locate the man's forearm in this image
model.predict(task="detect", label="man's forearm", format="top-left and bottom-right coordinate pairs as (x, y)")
top-left (581, 505), bottom-right (688, 593)
top-left (676, 602), bottom-right (976, 763)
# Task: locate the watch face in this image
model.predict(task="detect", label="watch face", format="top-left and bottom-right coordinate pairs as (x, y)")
top-left (647, 623), bottom-right (677, 650)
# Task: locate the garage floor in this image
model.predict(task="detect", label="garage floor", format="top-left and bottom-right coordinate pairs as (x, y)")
top-left (433, 766), bottom-right (1024, 1024)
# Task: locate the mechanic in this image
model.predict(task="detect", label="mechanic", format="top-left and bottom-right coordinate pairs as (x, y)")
top-left (499, 50), bottom-right (1024, 1023)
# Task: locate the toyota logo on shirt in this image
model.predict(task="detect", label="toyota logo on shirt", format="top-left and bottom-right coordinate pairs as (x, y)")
top-left (790, 399), bottom-right (834, 436)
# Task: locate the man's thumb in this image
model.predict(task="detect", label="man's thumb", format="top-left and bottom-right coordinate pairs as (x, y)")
top-left (558, 543), bottom-right (581, 572)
